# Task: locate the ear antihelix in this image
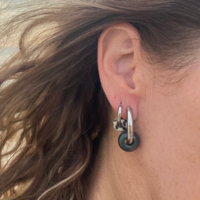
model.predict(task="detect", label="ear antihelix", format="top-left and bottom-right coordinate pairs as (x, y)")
top-left (120, 39), bottom-right (133, 55)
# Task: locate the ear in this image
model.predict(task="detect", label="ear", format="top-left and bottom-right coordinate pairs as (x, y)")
top-left (97, 23), bottom-right (146, 120)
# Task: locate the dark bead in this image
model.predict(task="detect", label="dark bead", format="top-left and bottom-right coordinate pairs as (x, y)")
top-left (118, 131), bottom-right (140, 152)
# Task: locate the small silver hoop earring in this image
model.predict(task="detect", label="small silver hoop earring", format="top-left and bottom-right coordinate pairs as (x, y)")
top-left (113, 104), bottom-right (140, 152)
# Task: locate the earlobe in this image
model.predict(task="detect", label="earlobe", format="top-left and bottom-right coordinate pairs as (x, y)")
top-left (97, 23), bottom-right (144, 120)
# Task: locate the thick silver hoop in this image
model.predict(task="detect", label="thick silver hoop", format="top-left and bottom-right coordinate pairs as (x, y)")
top-left (127, 107), bottom-right (134, 144)
top-left (117, 104), bottom-right (134, 144)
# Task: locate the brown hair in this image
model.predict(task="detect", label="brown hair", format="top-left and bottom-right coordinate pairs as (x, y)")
top-left (0, 0), bottom-right (200, 199)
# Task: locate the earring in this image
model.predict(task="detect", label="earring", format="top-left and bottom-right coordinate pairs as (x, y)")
top-left (113, 104), bottom-right (140, 152)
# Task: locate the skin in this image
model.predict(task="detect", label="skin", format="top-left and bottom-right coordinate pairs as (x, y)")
top-left (87, 23), bottom-right (200, 200)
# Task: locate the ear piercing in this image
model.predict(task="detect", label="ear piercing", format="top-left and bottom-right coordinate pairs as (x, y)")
top-left (113, 104), bottom-right (140, 152)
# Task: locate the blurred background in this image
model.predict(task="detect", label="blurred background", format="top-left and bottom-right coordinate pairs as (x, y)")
top-left (0, 0), bottom-right (22, 64)
top-left (0, 0), bottom-right (46, 65)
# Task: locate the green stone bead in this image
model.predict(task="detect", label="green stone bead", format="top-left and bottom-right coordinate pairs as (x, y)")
top-left (118, 131), bottom-right (140, 152)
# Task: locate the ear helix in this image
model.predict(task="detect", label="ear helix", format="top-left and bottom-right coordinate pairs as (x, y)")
top-left (113, 104), bottom-right (140, 152)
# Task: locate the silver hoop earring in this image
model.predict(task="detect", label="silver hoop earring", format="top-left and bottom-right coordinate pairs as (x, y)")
top-left (113, 104), bottom-right (140, 152)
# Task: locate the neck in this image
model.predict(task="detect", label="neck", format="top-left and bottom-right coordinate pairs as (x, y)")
top-left (87, 118), bottom-right (153, 200)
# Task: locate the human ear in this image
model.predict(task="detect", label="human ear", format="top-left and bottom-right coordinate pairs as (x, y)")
top-left (97, 22), bottom-right (145, 120)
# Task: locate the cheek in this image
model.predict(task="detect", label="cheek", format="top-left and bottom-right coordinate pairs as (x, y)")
top-left (179, 73), bottom-right (200, 126)
top-left (135, 71), bottom-right (200, 199)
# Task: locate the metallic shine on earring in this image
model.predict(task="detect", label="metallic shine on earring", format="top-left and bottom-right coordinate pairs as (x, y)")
top-left (113, 104), bottom-right (140, 152)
